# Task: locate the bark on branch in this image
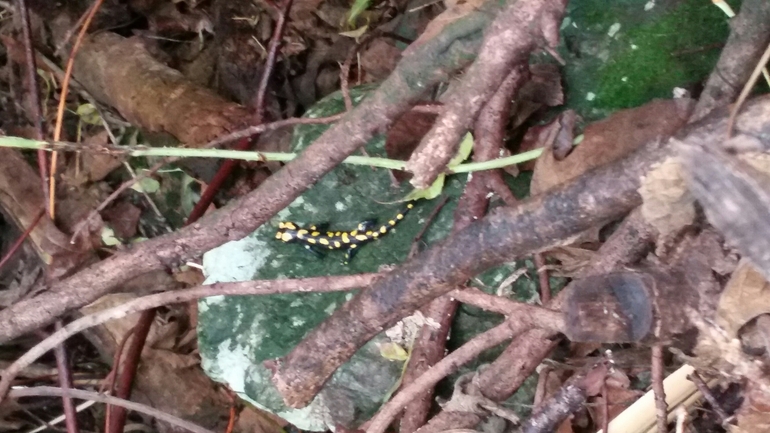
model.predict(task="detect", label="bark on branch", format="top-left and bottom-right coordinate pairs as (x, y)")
top-left (268, 96), bottom-right (770, 409)
top-left (0, 4), bottom-right (494, 343)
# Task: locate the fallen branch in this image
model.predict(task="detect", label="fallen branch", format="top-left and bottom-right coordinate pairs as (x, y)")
top-left (406, 0), bottom-right (567, 188)
top-left (268, 96), bottom-right (770, 409)
top-left (0, 0), bottom-right (495, 342)
top-left (0, 273), bottom-right (381, 400)
top-left (8, 387), bottom-right (213, 433)
top-left (366, 308), bottom-right (565, 433)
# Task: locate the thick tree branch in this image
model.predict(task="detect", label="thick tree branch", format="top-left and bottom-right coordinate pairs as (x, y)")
top-left (406, 0), bottom-right (567, 188)
top-left (691, 0), bottom-right (770, 121)
top-left (0, 3), bottom-right (494, 343)
top-left (269, 97), bottom-right (770, 409)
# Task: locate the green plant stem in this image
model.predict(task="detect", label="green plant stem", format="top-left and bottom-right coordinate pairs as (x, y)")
top-left (0, 136), bottom-right (543, 174)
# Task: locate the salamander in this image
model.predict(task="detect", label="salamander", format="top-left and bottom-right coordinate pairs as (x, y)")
top-left (275, 201), bottom-right (415, 264)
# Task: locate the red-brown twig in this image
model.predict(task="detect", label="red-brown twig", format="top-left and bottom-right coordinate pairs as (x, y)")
top-left (106, 310), bottom-right (155, 433)
top-left (254, 0), bottom-right (293, 120)
top-left (0, 208), bottom-right (43, 270)
top-left (534, 254), bottom-right (551, 303)
top-left (103, 327), bottom-right (134, 431)
top-left (16, 0), bottom-right (49, 213)
top-left (49, 0), bottom-right (105, 218)
top-left (185, 0), bottom-right (295, 223)
top-left (0, 273), bottom-right (382, 400)
top-left (52, 321), bottom-right (80, 433)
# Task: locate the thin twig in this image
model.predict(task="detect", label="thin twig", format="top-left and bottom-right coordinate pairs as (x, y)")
top-left (52, 322), bottom-right (80, 433)
top-left (0, 273), bottom-right (382, 400)
top-left (651, 345), bottom-right (668, 433)
top-left (254, 0), bottom-right (293, 120)
top-left (49, 0), bottom-right (105, 218)
top-left (408, 196), bottom-right (449, 259)
top-left (0, 208), bottom-right (43, 269)
top-left (9, 387), bottom-right (213, 433)
top-left (16, 0), bottom-right (49, 213)
top-left (2, 137), bottom-right (544, 174)
top-left (534, 254), bottom-right (551, 303)
top-left (107, 310), bottom-right (155, 433)
top-left (726, 41), bottom-right (770, 136)
top-left (187, 0), bottom-right (295, 223)
top-left (688, 372), bottom-right (732, 427)
top-left (367, 319), bottom-right (532, 433)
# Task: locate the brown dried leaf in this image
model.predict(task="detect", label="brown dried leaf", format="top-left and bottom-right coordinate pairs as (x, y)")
top-left (386, 111), bottom-right (437, 182)
top-left (102, 201), bottom-right (142, 239)
top-left (360, 39), bottom-right (402, 80)
top-left (717, 260), bottom-right (770, 337)
top-left (588, 370), bottom-right (643, 429)
top-left (511, 64), bottom-right (565, 130)
top-left (531, 99), bottom-right (692, 195)
top-left (545, 246), bottom-right (597, 277)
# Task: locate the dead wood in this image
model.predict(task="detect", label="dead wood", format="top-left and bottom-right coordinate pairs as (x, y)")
top-left (680, 143), bottom-right (770, 281)
top-left (691, 0), bottom-right (770, 122)
top-left (406, 0), bottom-right (568, 189)
top-left (48, 15), bottom-right (250, 146)
top-left (398, 71), bottom-right (522, 433)
top-left (412, 205), bottom-right (657, 433)
top-left (268, 97), bottom-right (770, 409)
top-left (0, 1), bottom-right (493, 343)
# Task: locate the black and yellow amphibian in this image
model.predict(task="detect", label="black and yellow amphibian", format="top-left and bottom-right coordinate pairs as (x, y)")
top-left (275, 201), bottom-right (415, 264)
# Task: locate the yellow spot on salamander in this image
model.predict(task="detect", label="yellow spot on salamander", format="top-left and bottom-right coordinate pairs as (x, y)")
top-left (350, 230), bottom-right (358, 236)
top-left (407, 203), bottom-right (414, 209)
top-left (349, 243), bottom-right (357, 248)
top-left (311, 231), bottom-right (320, 237)
top-left (333, 241), bottom-right (342, 248)
top-left (281, 233), bottom-right (294, 242)
top-left (355, 234), bottom-right (369, 241)
top-left (388, 220), bottom-right (396, 226)
top-left (380, 226), bottom-right (388, 234)
top-left (319, 238), bottom-right (330, 246)
top-left (396, 214), bottom-right (404, 220)
top-left (372, 232), bottom-right (380, 238)
top-left (307, 238), bottom-right (317, 244)
top-left (335, 231), bottom-right (342, 236)
top-left (297, 229), bottom-right (308, 238)
top-left (341, 233), bottom-right (350, 243)
top-left (327, 232), bottom-right (335, 237)
top-left (275, 232), bottom-right (282, 239)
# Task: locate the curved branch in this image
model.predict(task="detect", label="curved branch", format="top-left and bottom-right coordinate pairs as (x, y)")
top-left (269, 97), bottom-right (770, 409)
top-left (0, 0), bottom-right (495, 343)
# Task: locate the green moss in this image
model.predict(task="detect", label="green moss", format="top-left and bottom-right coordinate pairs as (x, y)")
top-left (561, 0), bottom-right (734, 119)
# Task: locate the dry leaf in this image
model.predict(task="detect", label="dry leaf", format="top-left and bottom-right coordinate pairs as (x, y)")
top-left (717, 260), bottom-right (770, 337)
top-left (531, 98), bottom-right (692, 195)
top-left (102, 201), bottom-right (142, 239)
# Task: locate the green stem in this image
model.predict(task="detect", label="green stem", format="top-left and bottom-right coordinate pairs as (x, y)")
top-left (0, 136), bottom-right (543, 174)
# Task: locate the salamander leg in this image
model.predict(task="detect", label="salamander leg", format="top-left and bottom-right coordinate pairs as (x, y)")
top-left (303, 244), bottom-right (325, 258)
